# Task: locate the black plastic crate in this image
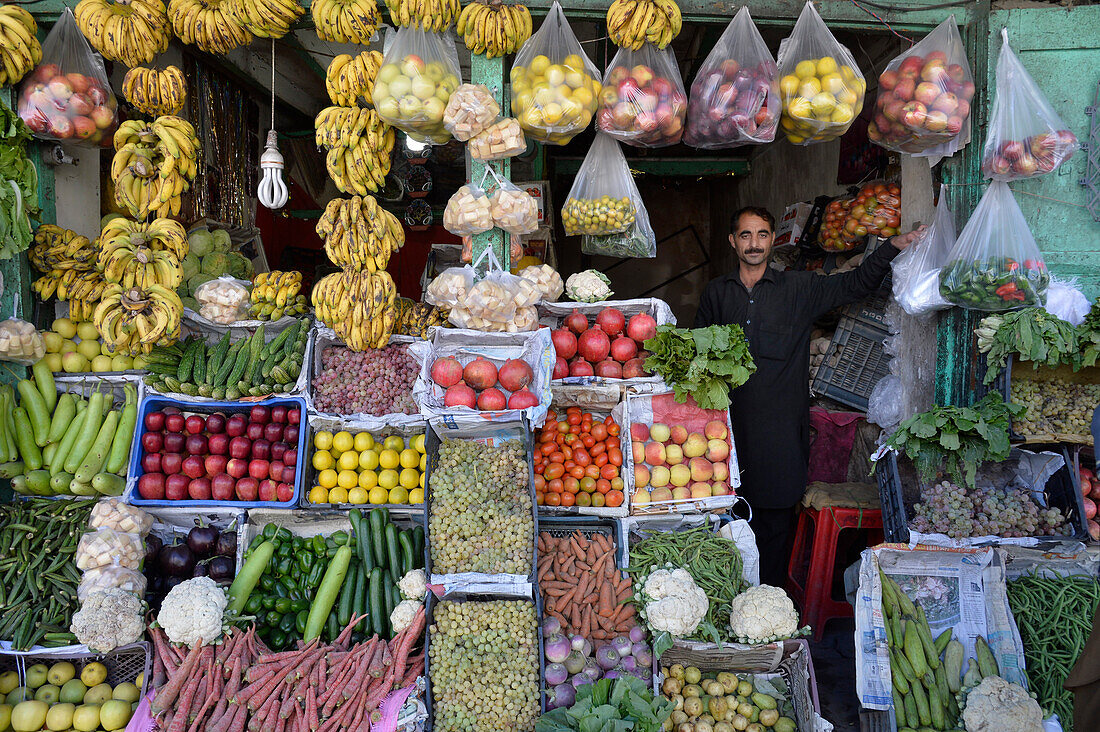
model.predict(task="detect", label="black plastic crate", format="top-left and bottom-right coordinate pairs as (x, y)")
top-left (0, 643), bottom-right (151, 698)
top-left (876, 449), bottom-right (1088, 544)
top-left (842, 286), bottom-right (891, 330)
top-left (812, 317), bottom-right (891, 412)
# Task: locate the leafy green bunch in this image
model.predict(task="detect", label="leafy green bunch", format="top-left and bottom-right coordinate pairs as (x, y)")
top-left (975, 308), bottom-right (1079, 385)
top-left (1078, 298), bottom-right (1100, 368)
top-left (536, 676), bottom-right (675, 732)
top-left (0, 98), bottom-right (38, 261)
top-left (643, 324), bottom-right (756, 410)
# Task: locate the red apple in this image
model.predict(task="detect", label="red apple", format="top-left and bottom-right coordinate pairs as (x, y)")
top-left (271, 441), bottom-right (289, 462)
top-left (226, 414), bottom-right (247, 436)
top-left (185, 414), bottom-right (206, 435)
top-left (182, 455), bottom-right (206, 479)
top-left (205, 454), bottom-right (228, 476)
top-left (924, 110), bottom-right (949, 132)
top-left (165, 473), bottom-right (190, 500)
top-left (34, 63), bottom-right (60, 83)
top-left (69, 93), bottom-right (93, 116)
top-left (284, 449), bottom-right (298, 467)
top-left (269, 461), bottom-right (286, 482)
top-left (920, 61), bottom-right (948, 84)
top-left (276, 483), bottom-right (295, 502)
top-left (211, 473), bottom-right (236, 501)
top-left (246, 422), bottom-right (264, 441)
top-left (226, 458), bottom-right (248, 479)
top-left (138, 472), bottom-right (166, 500)
top-left (166, 413), bottom-right (185, 432)
top-left (258, 479), bottom-right (278, 502)
top-left (229, 436), bottom-right (252, 459)
top-left (945, 115), bottom-right (963, 135)
top-left (47, 77), bottom-right (73, 100)
top-left (271, 405), bottom-right (287, 424)
top-left (264, 422), bottom-right (284, 443)
top-left (1002, 140), bottom-right (1025, 161)
top-left (288, 408), bottom-right (301, 425)
top-left (206, 412), bottom-right (226, 434)
top-left (931, 92), bottom-right (959, 116)
top-left (252, 439), bottom-right (271, 461)
top-left (48, 116), bottom-right (73, 139)
top-left (208, 433), bottom-right (230, 456)
top-left (249, 459), bottom-right (270, 480)
top-left (879, 69), bottom-right (899, 91)
top-left (142, 431), bottom-right (164, 453)
top-left (894, 78), bottom-right (916, 101)
top-left (902, 101), bottom-right (928, 129)
top-left (164, 432), bottom-right (186, 453)
top-left (185, 434), bottom-right (208, 455)
top-left (914, 82), bottom-right (940, 107)
top-left (250, 406), bottom-right (270, 424)
top-left (89, 105), bottom-right (114, 130)
top-left (142, 453), bottom-right (162, 473)
top-left (284, 425), bottom-right (299, 444)
top-left (282, 466), bottom-right (296, 483)
top-left (188, 477), bottom-right (212, 500)
top-left (144, 411), bottom-right (166, 431)
top-left (162, 453), bottom-right (184, 475)
top-left (235, 476), bottom-right (259, 501)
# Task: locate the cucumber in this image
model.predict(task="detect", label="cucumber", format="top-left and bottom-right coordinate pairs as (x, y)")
top-left (382, 569), bottom-right (395, 637)
top-left (369, 567), bottom-right (385, 638)
top-left (933, 628), bottom-right (952, 656)
top-left (944, 640), bottom-right (964, 693)
top-left (398, 531), bottom-right (414, 576)
top-left (352, 563), bottom-right (368, 633)
top-left (890, 650), bottom-right (911, 694)
top-left (904, 622), bottom-right (928, 677)
top-left (903, 694), bottom-right (918, 730)
top-left (214, 340), bottom-right (244, 387)
top-left (337, 558), bottom-right (358, 627)
top-left (893, 687), bottom-right (908, 729)
top-left (910, 678), bottom-right (931, 726)
top-left (975, 636), bottom-right (999, 679)
top-left (369, 509), bottom-right (386, 567)
top-left (385, 523), bottom-right (400, 575)
top-left (914, 606), bottom-right (940, 669)
top-left (192, 341), bottom-right (208, 385)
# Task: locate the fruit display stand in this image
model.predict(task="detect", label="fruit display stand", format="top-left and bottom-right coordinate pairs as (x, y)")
top-left (142, 505), bottom-right (246, 587)
top-left (180, 298), bottom-right (305, 341)
top-left (0, 641), bottom-right (152, 708)
top-left (988, 356), bottom-right (1100, 445)
top-left (622, 391), bottom-right (740, 514)
top-left (125, 395), bottom-right (307, 509)
top-left (39, 314), bottom-right (149, 379)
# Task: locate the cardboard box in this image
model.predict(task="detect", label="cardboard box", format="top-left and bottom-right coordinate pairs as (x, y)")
top-left (515, 180), bottom-right (550, 227)
top-left (774, 202), bottom-right (813, 248)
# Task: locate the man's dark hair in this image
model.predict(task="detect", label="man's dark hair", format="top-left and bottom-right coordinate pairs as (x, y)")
top-left (730, 206), bottom-right (776, 235)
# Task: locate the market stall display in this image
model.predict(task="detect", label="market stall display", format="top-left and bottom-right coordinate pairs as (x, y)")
top-left (597, 44), bottom-right (687, 148)
top-left (306, 426), bottom-right (426, 506)
top-left (535, 409), bottom-right (625, 509)
top-left (658, 663), bottom-right (797, 731)
top-left (456, 2), bottom-right (533, 57)
top-left (372, 26), bottom-right (461, 145)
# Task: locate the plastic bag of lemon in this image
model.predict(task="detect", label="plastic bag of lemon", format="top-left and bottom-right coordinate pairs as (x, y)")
top-left (777, 2), bottom-right (865, 145)
top-left (308, 429), bottom-right (428, 506)
top-left (510, 1), bottom-right (602, 146)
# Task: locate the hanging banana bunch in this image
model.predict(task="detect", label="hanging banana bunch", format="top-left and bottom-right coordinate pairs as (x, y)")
top-left (0, 5), bottom-right (41, 86)
top-left (456, 1), bottom-right (532, 58)
top-left (29, 225), bottom-right (104, 307)
top-left (384, 0), bottom-right (461, 31)
top-left (94, 283), bottom-right (184, 355)
top-left (74, 0), bottom-right (171, 67)
top-left (100, 217), bottom-right (189, 261)
top-left (250, 271), bottom-right (308, 320)
top-left (325, 51), bottom-right (383, 107)
top-left (111, 117), bottom-right (200, 220)
top-left (229, 0), bottom-right (304, 38)
top-left (167, 0), bottom-right (252, 54)
top-left (122, 66), bottom-right (187, 117)
top-left (315, 106), bottom-right (395, 195)
top-left (312, 269), bottom-right (396, 351)
top-left (606, 0), bottom-right (681, 50)
top-left (316, 195), bottom-right (404, 272)
top-left (98, 241), bottom-right (184, 289)
top-left (312, 0), bottom-right (379, 43)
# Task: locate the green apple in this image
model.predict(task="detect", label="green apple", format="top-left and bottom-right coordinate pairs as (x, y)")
top-left (76, 339), bottom-right (100, 360)
top-left (52, 318), bottom-right (77, 339)
top-left (377, 97), bottom-right (400, 120)
top-left (377, 63), bottom-right (400, 84)
top-left (0, 672), bottom-right (17, 695)
top-left (47, 662), bottom-right (75, 687)
top-left (10, 700), bottom-right (47, 732)
top-left (83, 683), bottom-right (112, 705)
top-left (398, 97), bottom-right (423, 119)
top-left (33, 684), bottom-right (59, 703)
top-left (98, 699), bottom-right (132, 731)
top-left (59, 679), bottom-right (87, 705)
top-left (111, 682), bottom-right (139, 703)
top-left (4, 687), bottom-right (29, 705)
top-left (45, 702), bottom-right (74, 731)
top-left (76, 322), bottom-right (99, 341)
top-left (0, 703), bottom-right (10, 732)
top-left (90, 355), bottom-right (113, 373)
top-left (24, 665), bottom-right (47, 690)
top-left (388, 76), bottom-right (412, 99)
top-left (110, 354), bottom-right (133, 371)
top-left (71, 703), bottom-right (99, 732)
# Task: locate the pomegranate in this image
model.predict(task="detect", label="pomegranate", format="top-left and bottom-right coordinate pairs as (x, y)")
top-left (622, 357), bottom-right (648, 379)
top-left (431, 356), bottom-right (464, 387)
top-left (626, 312), bottom-right (658, 344)
top-left (508, 388), bottom-right (540, 409)
top-left (462, 357), bottom-right (498, 389)
top-left (444, 383), bottom-right (477, 408)
top-left (595, 360), bottom-right (623, 379)
top-left (553, 356), bottom-right (569, 380)
top-left (569, 358), bottom-right (594, 377)
top-left (498, 358), bottom-right (534, 392)
top-left (1086, 498), bottom-right (1098, 521)
top-left (577, 328), bottom-right (611, 363)
top-left (609, 336), bottom-right (638, 363)
top-left (477, 388), bottom-right (508, 410)
top-left (564, 309), bottom-right (589, 335)
top-left (551, 327), bottom-right (578, 359)
top-left (1091, 519), bottom-right (1100, 542)
top-left (595, 308), bottom-right (626, 336)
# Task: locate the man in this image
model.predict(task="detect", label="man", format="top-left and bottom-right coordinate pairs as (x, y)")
top-left (695, 206), bottom-right (924, 587)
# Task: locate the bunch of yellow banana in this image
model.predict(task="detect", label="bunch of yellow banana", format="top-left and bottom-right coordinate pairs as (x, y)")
top-left (0, 5), bottom-right (40, 86)
top-left (312, 0), bottom-right (379, 44)
top-left (98, 240), bottom-right (184, 290)
top-left (394, 296), bottom-right (448, 338)
top-left (229, 0), bottom-right (304, 38)
top-left (317, 195), bottom-right (404, 272)
top-left (101, 217), bottom-right (189, 264)
top-left (385, 0), bottom-right (460, 31)
top-left (29, 224), bottom-right (98, 275)
top-left (606, 0), bottom-right (681, 50)
top-left (111, 117), bottom-right (200, 220)
top-left (315, 107), bottom-right (395, 195)
top-left (75, 0), bottom-right (171, 67)
top-left (94, 283), bottom-right (183, 355)
top-left (250, 271), bottom-right (307, 320)
top-left (68, 292), bottom-right (102, 323)
top-left (122, 66), bottom-right (187, 117)
top-left (33, 269), bottom-right (108, 305)
top-left (312, 269), bottom-right (396, 351)
top-left (456, 1), bottom-right (531, 58)
top-left (326, 51), bottom-right (383, 107)
top-left (167, 0), bottom-right (252, 54)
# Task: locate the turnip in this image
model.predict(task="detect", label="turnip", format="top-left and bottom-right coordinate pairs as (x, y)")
top-left (570, 634), bottom-right (591, 657)
top-left (628, 626), bottom-right (646, 644)
top-left (564, 649), bottom-right (586, 675)
top-left (551, 683), bottom-right (575, 709)
top-left (545, 663), bottom-right (568, 686)
top-left (543, 617), bottom-right (561, 636)
top-left (595, 645), bottom-right (619, 670)
top-left (544, 633), bottom-right (570, 664)
top-left (610, 636), bottom-right (633, 658)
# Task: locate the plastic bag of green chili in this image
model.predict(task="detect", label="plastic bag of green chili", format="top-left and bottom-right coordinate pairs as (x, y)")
top-left (938, 181), bottom-right (1047, 311)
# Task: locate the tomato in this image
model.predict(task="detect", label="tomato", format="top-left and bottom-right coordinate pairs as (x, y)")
top-left (591, 423), bottom-right (608, 441)
top-left (544, 463), bottom-right (565, 480)
top-left (574, 449), bottom-right (591, 467)
top-left (610, 477), bottom-right (624, 491)
top-left (545, 492), bottom-right (561, 506)
top-left (608, 447), bottom-right (622, 467)
top-left (607, 422), bottom-right (620, 437)
top-left (582, 435), bottom-right (596, 449)
top-left (560, 491), bottom-right (576, 507)
top-left (594, 452), bottom-right (609, 467)
top-left (596, 478), bottom-right (611, 494)
top-left (567, 406), bottom-right (581, 415)
top-left (533, 474), bottom-right (546, 491)
top-left (548, 452), bottom-right (565, 464)
top-left (564, 460), bottom-right (575, 470)
top-left (585, 464), bottom-right (600, 479)
top-left (590, 441), bottom-right (606, 456)
top-left (567, 412), bottom-right (581, 425)
top-left (545, 410), bottom-right (557, 421)
top-left (539, 442), bottom-right (557, 456)
top-left (561, 445), bottom-right (573, 460)
top-left (547, 478), bottom-right (563, 493)
top-left (563, 476), bottom-right (580, 494)
top-left (605, 490), bottom-right (624, 508)
top-left (580, 476), bottom-right (597, 493)
top-left (539, 429), bottom-right (556, 443)
top-left (600, 464), bottom-right (618, 480)
top-left (557, 422), bottom-right (569, 433)
top-left (536, 491), bottom-right (545, 505)
top-left (563, 433), bottom-right (578, 444)
top-left (569, 465), bottom-right (585, 480)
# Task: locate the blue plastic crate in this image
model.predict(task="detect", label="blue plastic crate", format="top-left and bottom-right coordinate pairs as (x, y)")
top-left (126, 395), bottom-right (307, 509)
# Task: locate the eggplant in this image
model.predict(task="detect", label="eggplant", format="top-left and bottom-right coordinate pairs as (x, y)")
top-left (164, 575), bottom-right (186, 591)
top-left (208, 555), bottom-right (234, 581)
top-left (160, 543), bottom-right (196, 577)
top-left (187, 525), bottom-right (220, 556)
top-left (192, 562), bottom-right (209, 578)
top-left (144, 534), bottom-right (162, 564)
top-left (215, 531), bottom-right (237, 557)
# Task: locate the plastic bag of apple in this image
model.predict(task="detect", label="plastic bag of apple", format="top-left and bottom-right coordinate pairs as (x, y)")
top-left (981, 29), bottom-right (1078, 181)
top-left (869, 16), bottom-right (975, 155)
top-left (371, 26), bottom-right (462, 145)
top-left (684, 7), bottom-right (780, 148)
top-left (597, 43), bottom-right (687, 148)
top-left (623, 391), bottom-right (740, 514)
top-left (17, 8), bottom-right (117, 146)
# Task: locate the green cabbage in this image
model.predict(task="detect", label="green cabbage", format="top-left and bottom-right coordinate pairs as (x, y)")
top-left (181, 252), bottom-right (201, 281)
top-left (211, 228), bottom-right (232, 252)
top-left (201, 252), bottom-right (230, 275)
top-left (188, 229), bottom-right (214, 258)
top-left (187, 273), bottom-right (214, 295)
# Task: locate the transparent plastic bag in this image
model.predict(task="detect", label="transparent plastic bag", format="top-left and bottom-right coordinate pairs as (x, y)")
top-left (597, 43), bottom-right (687, 148)
top-left (938, 181), bottom-right (1048, 311)
top-left (371, 26), bottom-right (462, 144)
top-left (78, 566), bottom-right (147, 602)
top-left (684, 7), bottom-right (779, 148)
top-left (487, 168), bottom-right (539, 235)
top-left (820, 181), bottom-right (902, 253)
top-left (893, 185), bottom-right (955, 316)
top-left (581, 206), bottom-right (656, 258)
top-left (89, 498), bottom-right (152, 535)
top-left (195, 275), bottom-right (250, 324)
top-left (17, 8), bottom-right (118, 147)
top-left (0, 319), bottom-right (45, 364)
top-left (867, 375), bottom-right (904, 429)
top-left (425, 266), bottom-right (475, 309)
top-left (75, 528), bottom-right (144, 571)
top-left (518, 264), bottom-right (564, 301)
top-left (561, 133), bottom-right (642, 236)
top-left (777, 2), bottom-right (864, 145)
top-left (442, 83), bottom-right (500, 141)
top-left (443, 183), bottom-right (493, 237)
top-left (982, 29), bottom-right (1078, 181)
top-left (469, 118), bottom-right (527, 160)
top-left (510, 1), bottom-right (601, 146)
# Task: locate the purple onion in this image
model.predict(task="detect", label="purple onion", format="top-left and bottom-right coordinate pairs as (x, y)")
top-left (544, 663), bottom-right (568, 686)
top-left (633, 646), bottom-right (653, 670)
top-left (543, 617), bottom-right (561, 636)
top-left (629, 626), bottom-right (646, 644)
top-left (544, 634), bottom-right (570, 664)
top-left (610, 636), bottom-right (633, 658)
top-left (564, 650), bottom-right (586, 675)
top-left (552, 683), bottom-right (576, 709)
top-left (619, 655), bottom-right (637, 672)
top-left (595, 645), bottom-right (619, 671)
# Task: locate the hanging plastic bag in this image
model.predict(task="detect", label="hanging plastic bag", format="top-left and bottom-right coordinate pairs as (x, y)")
top-left (485, 167), bottom-right (539, 235)
top-left (561, 133), bottom-right (642, 236)
top-left (869, 16), bottom-right (975, 156)
top-left (17, 8), bottom-right (117, 147)
top-left (425, 266), bottom-right (476, 309)
top-left (443, 83), bottom-right (500, 141)
top-left (777, 2), bottom-right (864, 146)
top-left (938, 181), bottom-right (1048, 311)
top-left (510, 1), bottom-right (602, 146)
top-left (893, 185), bottom-right (955, 316)
top-left (597, 43), bottom-right (687, 148)
top-left (0, 319), bottom-right (44, 364)
top-left (468, 117), bottom-right (527, 160)
top-left (582, 205), bottom-right (656, 259)
top-left (371, 26), bottom-right (462, 144)
top-left (444, 183), bottom-right (493, 237)
top-left (982, 29), bottom-right (1078, 181)
top-left (684, 7), bottom-right (779, 148)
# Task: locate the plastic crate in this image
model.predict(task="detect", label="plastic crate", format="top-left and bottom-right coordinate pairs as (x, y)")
top-left (984, 355), bottom-right (1100, 445)
top-left (842, 286), bottom-right (891, 330)
top-left (125, 395), bottom-right (307, 509)
top-left (0, 642), bottom-right (151, 699)
top-left (812, 317), bottom-right (890, 412)
top-left (538, 516), bottom-right (624, 569)
top-left (876, 449), bottom-right (1088, 544)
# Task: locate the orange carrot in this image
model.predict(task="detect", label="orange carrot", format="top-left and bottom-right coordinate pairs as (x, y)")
top-left (598, 580), bottom-right (614, 616)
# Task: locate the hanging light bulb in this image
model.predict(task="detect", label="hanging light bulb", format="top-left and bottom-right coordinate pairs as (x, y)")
top-left (258, 39), bottom-right (289, 210)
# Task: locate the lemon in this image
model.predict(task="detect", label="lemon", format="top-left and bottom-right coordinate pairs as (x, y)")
top-left (419, 472), bottom-right (425, 488)
top-left (338, 451), bottom-right (360, 471)
top-left (779, 74), bottom-right (800, 97)
top-left (412, 434), bottom-right (426, 453)
top-left (794, 59), bottom-right (818, 80)
top-left (318, 469), bottom-right (338, 489)
top-left (368, 486), bottom-right (389, 504)
top-left (388, 486), bottom-right (409, 504)
top-left (308, 485), bottom-right (329, 504)
top-left (358, 469), bottom-right (378, 489)
top-left (314, 431), bottom-right (333, 451)
top-left (354, 432), bottom-right (375, 452)
top-left (816, 56), bottom-right (839, 77)
top-left (312, 450), bottom-right (334, 471)
top-left (419, 454), bottom-right (427, 472)
top-left (399, 449), bottom-right (420, 469)
top-left (378, 469), bottom-right (399, 490)
top-left (409, 488), bottom-right (425, 504)
top-left (337, 470), bottom-right (358, 489)
top-left (399, 468), bottom-right (420, 490)
top-left (378, 449), bottom-right (400, 470)
top-left (332, 431), bottom-right (354, 454)
top-left (383, 435), bottom-right (405, 452)
top-left (797, 78), bottom-right (821, 99)
top-left (348, 487), bottom-right (369, 505)
top-left (329, 487), bottom-right (349, 503)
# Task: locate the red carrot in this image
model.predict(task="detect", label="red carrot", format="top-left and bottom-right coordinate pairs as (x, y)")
top-left (210, 654), bottom-right (241, 726)
top-left (153, 642), bottom-right (203, 714)
top-left (166, 660), bottom-right (204, 732)
top-left (216, 631), bottom-right (237, 668)
top-left (256, 640), bottom-right (319, 664)
top-left (152, 646), bottom-right (166, 688)
top-left (187, 649), bottom-right (214, 721)
top-left (341, 654), bottom-right (373, 701)
top-left (305, 682), bottom-right (318, 731)
top-left (245, 664), bottom-right (280, 684)
top-left (227, 702), bottom-right (248, 732)
top-left (390, 609), bottom-right (426, 685)
top-left (401, 657), bottom-right (425, 688)
top-left (334, 613), bottom-right (366, 649)
top-left (151, 628), bottom-right (181, 678)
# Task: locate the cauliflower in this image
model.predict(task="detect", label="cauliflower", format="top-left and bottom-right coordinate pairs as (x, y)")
top-left (728, 585), bottom-right (800, 644)
top-left (399, 569), bottom-right (427, 601)
top-left (390, 600), bottom-right (421, 634)
top-left (643, 568), bottom-right (708, 637)
top-left (565, 270), bottom-right (613, 303)
top-left (962, 676), bottom-right (1042, 732)
top-left (70, 588), bottom-right (145, 653)
top-left (157, 577), bottom-right (227, 647)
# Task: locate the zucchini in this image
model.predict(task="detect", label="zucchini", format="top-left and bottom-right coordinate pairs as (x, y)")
top-left (398, 530), bottom-right (414, 576)
top-left (382, 569), bottom-right (395, 637)
top-left (337, 558), bottom-right (358, 627)
top-left (904, 623), bottom-right (928, 677)
top-left (910, 678), bottom-right (931, 726)
top-left (385, 523), bottom-right (400, 575)
top-left (412, 526), bottom-right (424, 568)
top-left (369, 567), bottom-right (386, 638)
top-left (353, 563), bottom-right (368, 633)
top-left (944, 640), bottom-right (964, 693)
top-left (369, 509), bottom-right (386, 567)
top-left (975, 636), bottom-right (999, 679)
top-left (933, 628), bottom-right (952, 656)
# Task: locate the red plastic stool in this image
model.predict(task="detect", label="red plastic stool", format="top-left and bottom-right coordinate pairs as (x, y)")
top-left (786, 506), bottom-right (883, 642)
